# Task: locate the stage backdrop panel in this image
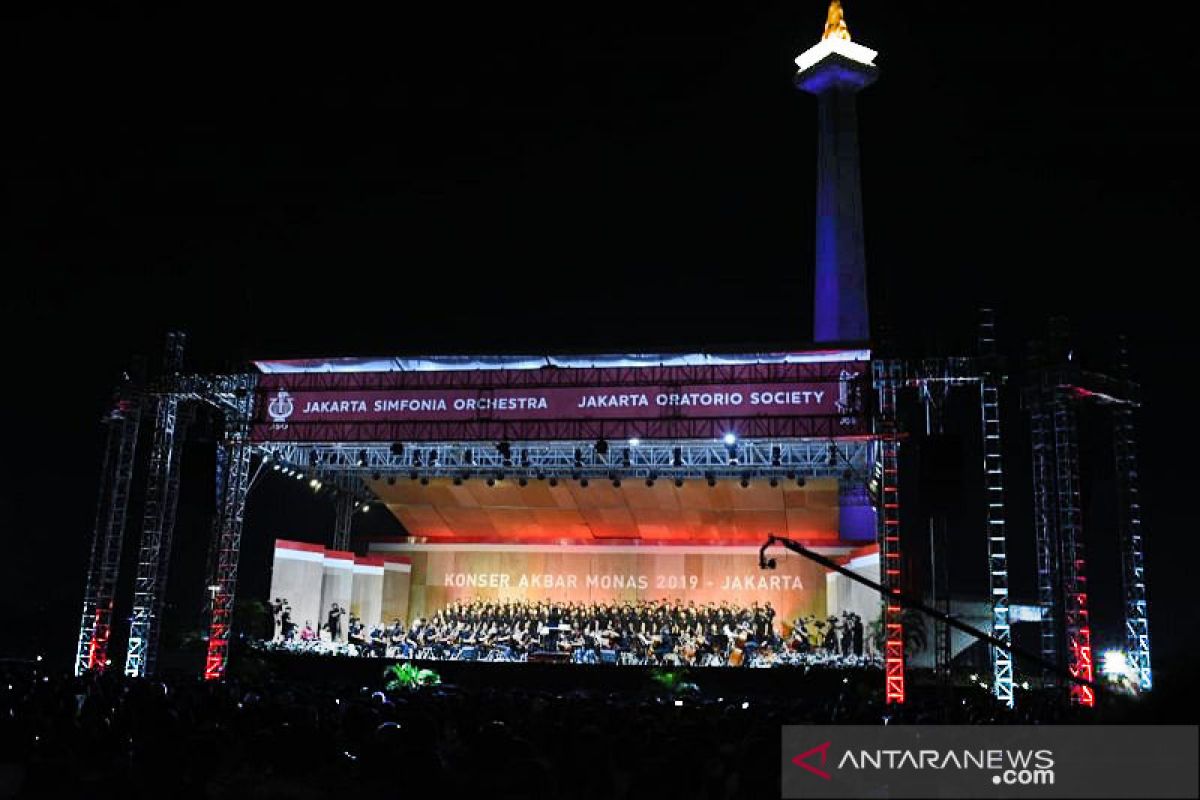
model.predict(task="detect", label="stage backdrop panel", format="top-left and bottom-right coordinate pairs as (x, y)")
top-left (369, 542), bottom-right (836, 628)
top-left (270, 541), bottom-right (326, 636)
top-left (319, 553), bottom-right (354, 642)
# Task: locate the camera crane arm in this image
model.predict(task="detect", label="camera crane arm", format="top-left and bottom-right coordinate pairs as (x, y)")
top-left (759, 533), bottom-right (1096, 695)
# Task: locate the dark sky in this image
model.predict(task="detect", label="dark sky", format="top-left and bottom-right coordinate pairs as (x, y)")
top-left (2, 4), bottom-right (1196, 672)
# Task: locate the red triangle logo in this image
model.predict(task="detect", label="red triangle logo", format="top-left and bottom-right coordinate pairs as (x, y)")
top-left (792, 741), bottom-right (832, 780)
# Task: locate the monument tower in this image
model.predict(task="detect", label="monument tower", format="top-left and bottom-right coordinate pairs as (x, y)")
top-left (796, 1), bottom-right (877, 344)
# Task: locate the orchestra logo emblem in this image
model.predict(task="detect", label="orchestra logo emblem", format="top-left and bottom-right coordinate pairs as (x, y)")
top-left (268, 390), bottom-right (295, 427)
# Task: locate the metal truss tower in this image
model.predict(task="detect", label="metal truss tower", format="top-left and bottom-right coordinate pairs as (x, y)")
top-left (978, 310), bottom-right (1014, 708)
top-left (75, 379), bottom-right (142, 676)
top-left (1028, 391), bottom-right (1061, 681)
top-left (332, 492), bottom-right (355, 552)
top-left (125, 333), bottom-right (189, 678)
top-left (1052, 397), bottom-right (1094, 706)
top-left (918, 374), bottom-right (951, 682)
top-left (1113, 338), bottom-right (1151, 690)
top-left (873, 359), bottom-right (905, 704)
top-left (203, 379), bottom-right (256, 681)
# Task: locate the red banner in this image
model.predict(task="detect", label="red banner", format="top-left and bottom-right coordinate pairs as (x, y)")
top-left (252, 361), bottom-right (868, 442)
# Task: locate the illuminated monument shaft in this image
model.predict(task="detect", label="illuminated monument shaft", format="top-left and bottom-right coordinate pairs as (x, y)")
top-left (796, 3), bottom-right (878, 344)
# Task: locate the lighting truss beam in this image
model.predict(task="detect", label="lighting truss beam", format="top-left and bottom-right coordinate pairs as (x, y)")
top-left (261, 438), bottom-right (870, 481)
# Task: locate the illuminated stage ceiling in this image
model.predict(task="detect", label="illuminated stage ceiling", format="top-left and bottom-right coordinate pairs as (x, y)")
top-left (367, 476), bottom-right (842, 545)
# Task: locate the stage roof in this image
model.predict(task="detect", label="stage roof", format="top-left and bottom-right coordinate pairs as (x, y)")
top-left (253, 348), bottom-right (870, 374)
top-left (367, 475), bottom-right (844, 545)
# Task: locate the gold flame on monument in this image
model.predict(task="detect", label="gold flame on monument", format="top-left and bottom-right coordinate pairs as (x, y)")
top-left (822, 0), bottom-right (852, 41)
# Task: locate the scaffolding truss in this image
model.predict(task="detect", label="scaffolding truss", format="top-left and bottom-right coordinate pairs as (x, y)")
top-left (125, 332), bottom-right (188, 678)
top-left (74, 382), bottom-right (142, 676)
top-left (203, 377), bottom-right (257, 681)
top-left (1051, 397), bottom-right (1094, 706)
top-left (1113, 339), bottom-right (1151, 690)
top-left (1028, 393), bottom-right (1061, 680)
top-left (978, 310), bottom-right (1014, 708)
top-left (873, 359), bottom-right (905, 704)
top-left (332, 492), bottom-right (355, 552)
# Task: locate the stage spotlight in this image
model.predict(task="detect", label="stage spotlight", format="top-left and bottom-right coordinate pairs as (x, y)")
top-left (594, 439), bottom-right (608, 456)
top-left (272, 463), bottom-right (282, 471)
top-left (674, 477), bottom-right (684, 488)
top-left (309, 478), bottom-right (320, 488)
top-left (769, 477), bottom-right (779, 488)
top-left (628, 437), bottom-right (640, 447)
top-left (536, 471), bottom-right (545, 481)
top-left (387, 476), bottom-right (396, 486)
top-left (645, 478), bottom-right (654, 487)
top-left (496, 470), bottom-right (505, 482)
top-left (390, 442), bottom-right (405, 457)
top-left (262, 453), bottom-right (272, 464)
top-left (409, 471), bottom-right (419, 481)
top-left (786, 471), bottom-right (796, 480)
top-left (796, 476), bottom-right (806, 487)
top-left (486, 477), bottom-right (496, 487)
top-left (453, 476), bottom-right (463, 486)
top-left (295, 472), bottom-right (304, 481)
top-left (548, 477), bottom-right (558, 487)
top-left (580, 477), bottom-right (589, 487)
top-left (419, 476), bottom-right (429, 486)
top-left (740, 476), bottom-right (750, 488)
top-left (612, 477), bottom-right (621, 488)
top-left (357, 449), bottom-right (368, 466)
top-left (673, 447), bottom-right (683, 467)
top-left (518, 477), bottom-right (528, 487)
top-left (723, 432), bottom-right (737, 446)
top-left (361, 503), bottom-right (370, 512)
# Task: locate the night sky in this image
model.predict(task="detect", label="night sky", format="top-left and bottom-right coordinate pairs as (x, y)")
top-left (2, 4), bottom-right (1196, 675)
